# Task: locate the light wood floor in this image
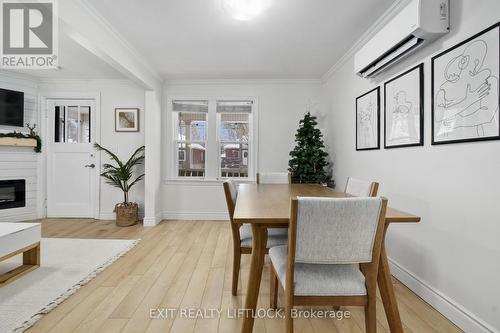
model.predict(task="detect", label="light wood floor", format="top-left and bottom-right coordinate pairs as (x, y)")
top-left (24, 219), bottom-right (462, 333)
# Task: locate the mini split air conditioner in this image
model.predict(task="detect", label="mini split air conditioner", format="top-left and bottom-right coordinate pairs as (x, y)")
top-left (354, 0), bottom-right (449, 78)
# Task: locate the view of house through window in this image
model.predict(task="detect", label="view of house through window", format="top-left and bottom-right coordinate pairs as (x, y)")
top-left (218, 101), bottom-right (250, 178)
top-left (172, 99), bottom-right (253, 179)
top-left (174, 101), bottom-right (208, 177)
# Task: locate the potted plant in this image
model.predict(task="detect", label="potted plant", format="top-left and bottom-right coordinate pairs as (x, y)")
top-left (94, 143), bottom-right (145, 226)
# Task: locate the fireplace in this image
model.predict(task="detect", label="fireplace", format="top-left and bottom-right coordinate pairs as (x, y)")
top-left (0, 179), bottom-right (26, 209)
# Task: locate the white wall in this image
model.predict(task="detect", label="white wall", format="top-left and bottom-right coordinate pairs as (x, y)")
top-left (322, 1), bottom-right (500, 332)
top-left (39, 79), bottom-right (146, 218)
top-left (162, 80), bottom-right (324, 219)
top-left (0, 71), bottom-right (40, 222)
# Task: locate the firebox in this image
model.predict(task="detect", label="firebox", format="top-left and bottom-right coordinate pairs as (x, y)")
top-left (0, 179), bottom-right (26, 210)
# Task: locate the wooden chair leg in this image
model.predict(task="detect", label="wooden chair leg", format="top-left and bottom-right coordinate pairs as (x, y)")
top-left (270, 265), bottom-right (278, 309)
top-left (285, 292), bottom-right (294, 333)
top-left (232, 248), bottom-right (241, 296)
top-left (365, 294), bottom-right (377, 333)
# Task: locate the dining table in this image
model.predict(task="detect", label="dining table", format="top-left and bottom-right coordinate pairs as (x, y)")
top-left (233, 183), bottom-right (421, 333)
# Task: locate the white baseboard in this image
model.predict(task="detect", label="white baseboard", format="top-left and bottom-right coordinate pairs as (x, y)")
top-left (98, 212), bottom-right (116, 220)
top-left (389, 258), bottom-right (498, 333)
top-left (143, 215), bottom-right (161, 227)
top-left (162, 211), bottom-right (228, 221)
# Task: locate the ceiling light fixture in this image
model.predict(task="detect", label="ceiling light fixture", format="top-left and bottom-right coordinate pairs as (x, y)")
top-left (221, 0), bottom-right (271, 21)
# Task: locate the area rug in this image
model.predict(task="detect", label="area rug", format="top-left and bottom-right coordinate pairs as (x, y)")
top-left (0, 238), bottom-right (139, 333)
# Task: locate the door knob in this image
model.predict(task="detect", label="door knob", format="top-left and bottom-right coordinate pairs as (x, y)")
top-left (84, 163), bottom-right (95, 168)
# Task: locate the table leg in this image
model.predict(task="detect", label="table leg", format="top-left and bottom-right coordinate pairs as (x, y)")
top-left (23, 242), bottom-right (41, 266)
top-left (378, 226), bottom-right (403, 333)
top-left (241, 225), bottom-right (267, 333)
top-left (0, 242), bottom-right (40, 287)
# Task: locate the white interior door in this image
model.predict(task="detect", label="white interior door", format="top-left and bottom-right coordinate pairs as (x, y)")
top-left (46, 99), bottom-right (98, 218)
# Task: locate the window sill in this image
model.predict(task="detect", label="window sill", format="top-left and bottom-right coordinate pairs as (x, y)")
top-left (163, 178), bottom-right (256, 186)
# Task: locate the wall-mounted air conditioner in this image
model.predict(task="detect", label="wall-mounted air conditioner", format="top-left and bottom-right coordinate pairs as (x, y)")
top-left (354, 0), bottom-right (449, 78)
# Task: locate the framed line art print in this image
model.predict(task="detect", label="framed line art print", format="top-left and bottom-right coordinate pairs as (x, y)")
top-left (384, 63), bottom-right (424, 148)
top-left (115, 108), bottom-right (139, 132)
top-left (356, 87), bottom-right (380, 150)
top-left (432, 22), bottom-right (499, 145)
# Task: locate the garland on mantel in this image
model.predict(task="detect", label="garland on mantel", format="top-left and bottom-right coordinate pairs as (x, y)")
top-left (0, 132), bottom-right (42, 153)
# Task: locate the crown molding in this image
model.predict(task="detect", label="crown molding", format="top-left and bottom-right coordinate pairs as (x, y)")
top-left (164, 78), bottom-right (322, 87)
top-left (76, 0), bottom-right (162, 84)
top-left (321, 0), bottom-right (411, 83)
top-left (38, 77), bottom-right (140, 87)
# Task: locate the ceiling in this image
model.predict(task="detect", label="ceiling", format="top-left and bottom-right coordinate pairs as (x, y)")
top-left (6, 32), bottom-right (126, 79)
top-left (87, 0), bottom-right (396, 79)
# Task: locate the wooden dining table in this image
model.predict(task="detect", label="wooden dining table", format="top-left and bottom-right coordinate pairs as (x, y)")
top-left (233, 184), bottom-right (421, 333)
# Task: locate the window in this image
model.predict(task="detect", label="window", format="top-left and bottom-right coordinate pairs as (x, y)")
top-left (170, 98), bottom-right (255, 180)
top-left (173, 101), bottom-right (208, 177)
top-left (54, 105), bottom-right (91, 143)
top-left (218, 101), bottom-right (250, 178)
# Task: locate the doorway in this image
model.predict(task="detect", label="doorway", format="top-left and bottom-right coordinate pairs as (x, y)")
top-left (45, 98), bottom-right (100, 218)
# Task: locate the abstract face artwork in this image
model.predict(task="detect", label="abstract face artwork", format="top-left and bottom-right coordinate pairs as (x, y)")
top-left (384, 64), bottom-right (424, 148)
top-left (356, 87), bottom-right (380, 150)
top-left (432, 23), bottom-right (499, 144)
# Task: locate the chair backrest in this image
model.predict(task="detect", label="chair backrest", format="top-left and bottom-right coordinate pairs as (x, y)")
top-left (223, 179), bottom-right (238, 221)
top-left (345, 177), bottom-right (379, 197)
top-left (256, 172), bottom-right (291, 184)
top-left (292, 197), bottom-right (387, 264)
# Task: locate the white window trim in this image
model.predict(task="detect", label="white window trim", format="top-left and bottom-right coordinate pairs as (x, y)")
top-left (164, 96), bottom-right (259, 183)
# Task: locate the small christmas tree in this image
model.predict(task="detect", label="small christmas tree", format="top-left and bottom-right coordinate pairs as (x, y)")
top-left (288, 112), bottom-right (333, 185)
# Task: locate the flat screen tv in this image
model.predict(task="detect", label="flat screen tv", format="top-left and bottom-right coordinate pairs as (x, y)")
top-left (0, 88), bottom-right (24, 127)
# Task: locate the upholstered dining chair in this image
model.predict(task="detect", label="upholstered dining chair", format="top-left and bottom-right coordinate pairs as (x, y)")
top-left (269, 196), bottom-right (388, 333)
top-left (223, 179), bottom-right (288, 296)
top-left (345, 177), bottom-right (379, 197)
top-left (256, 172), bottom-right (291, 184)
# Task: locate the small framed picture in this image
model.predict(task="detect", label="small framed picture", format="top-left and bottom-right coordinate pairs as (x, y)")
top-left (356, 87), bottom-right (380, 150)
top-left (384, 63), bottom-right (424, 148)
top-left (115, 108), bottom-right (139, 132)
top-left (432, 23), bottom-right (499, 145)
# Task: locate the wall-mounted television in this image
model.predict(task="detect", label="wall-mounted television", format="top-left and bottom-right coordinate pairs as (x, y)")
top-left (0, 88), bottom-right (24, 127)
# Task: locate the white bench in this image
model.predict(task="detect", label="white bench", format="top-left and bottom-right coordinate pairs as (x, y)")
top-left (0, 223), bottom-right (41, 286)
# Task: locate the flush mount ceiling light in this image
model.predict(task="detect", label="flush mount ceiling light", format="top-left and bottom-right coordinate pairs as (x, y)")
top-left (221, 0), bottom-right (271, 21)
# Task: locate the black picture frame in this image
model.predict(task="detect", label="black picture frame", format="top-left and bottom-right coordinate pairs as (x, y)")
top-left (356, 86), bottom-right (380, 151)
top-left (384, 63), bottom-right (424, 149)
top-left (431, 22), bottom-right (500, 145)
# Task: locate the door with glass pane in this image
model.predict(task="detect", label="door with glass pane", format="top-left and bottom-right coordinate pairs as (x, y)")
top-left (47, 99), bottom-right (97, 218)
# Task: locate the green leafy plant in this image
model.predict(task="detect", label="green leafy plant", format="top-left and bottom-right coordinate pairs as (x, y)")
top-left (288, 112), bottom-right (334, 186)
top-left (94, 143), bottom-right (145, 204)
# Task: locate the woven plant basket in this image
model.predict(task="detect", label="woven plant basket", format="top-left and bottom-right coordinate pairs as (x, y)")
top-left (114, 203), bottom-right (138, 227)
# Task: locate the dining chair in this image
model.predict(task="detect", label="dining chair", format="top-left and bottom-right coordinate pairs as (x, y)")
top-left (345, 176), bottom-right (379, 197)
top-left (269, 196), bottom-right (388, 333)
top-left (256, 172), bottom-right (291, 184)
top-left (223, 179), bottom-right (288, 296)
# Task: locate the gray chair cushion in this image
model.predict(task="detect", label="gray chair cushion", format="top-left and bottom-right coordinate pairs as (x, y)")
top-left (295, 197), bottom-right (382, 264)
top-left (258, 172), bottom-right (289, 184)
top-left (225, 179), bottom-right (238, 205)
top-left (269, 245), bottom-right (367, 296)
top-left (239, 224), bottom-right (288, 249)
top-left (345, 177), bottom-right (373, 197)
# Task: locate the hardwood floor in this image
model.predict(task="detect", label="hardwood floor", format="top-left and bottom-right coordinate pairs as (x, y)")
top-left (24, 219), bottom-right (462, 333)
